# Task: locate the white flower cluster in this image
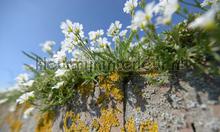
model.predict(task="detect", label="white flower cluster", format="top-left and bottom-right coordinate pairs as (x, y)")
top-left (60, 20), bottom-right (84, 52)
top-left (123, 0), bottom-right (138, 14)
top-left (130, 2), bottom-right (155, 30)
top-left (107, 21), bottom-right (122, 37)
top-left (52, 81), bottom-right (64, 89)
top-left (201, 0), bottom-right (219, 7)
top-left (88, 29), bottom-right (104, 42)
top-left (128, 0), bottom-right (179, 30)
top-left (16, 73), bottom-right (34, 89)
top-left (41, 41), bottom-right (55, 53)
top-left (55, 69), bottom-right (67, 77)
top-left (188, 3), bottom-right (220, 29)
top-left (16, 91), bottom-right (34, 104)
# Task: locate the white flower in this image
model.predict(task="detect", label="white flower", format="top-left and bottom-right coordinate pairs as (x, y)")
top-left (88, 29), bottom-right (104, 41)
top-left (52, 81), bottom-right (64, 89)
top-left (52, 51), bottom-right (66, 63)
top-left (60, 19), bottom-right (73, 36)
top-left (97, 37), bottom-right (111, 48)
top-left (188, 8), bottom-right (217, 29)
top-left (22, 80), bottom-right (34, 87)
top-left (201, 0), bottom-right (219, 7)
top-left (61, 39), bottom-right (75, 53)
top-left (16, 91), bottom-right (34, 104)
top-left (72, 22), bottom-right (84, 37)
top-left (61, 20), bottom-right (84, 45)
top-left (23, 107), bottom-right (34, 119)
top-left (154, 0), bottom-right (179, 25)
top-left (16, 73), bottom-right (29, 85)
top-left (123, 0), bottom-right (138, 14)
top-left (119, 30), bottom-right (128, 37)
top-left (107, 21), bottom-right (122, 37)
top-left (0, 98), bottom-right (8, 104)
top-left (55, 69), bottom-right (67, 77)
top-left (130, 2), bottom-right (155, 30)
top-left (72, 49), bottom-right (84, 61)
top-left (41, 41), bottom-right (55, 53)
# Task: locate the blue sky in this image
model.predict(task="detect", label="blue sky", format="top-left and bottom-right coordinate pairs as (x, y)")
top-left (0, 0), bottom-right (131, 90)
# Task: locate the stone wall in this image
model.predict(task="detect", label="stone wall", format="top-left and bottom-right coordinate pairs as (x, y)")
top-left (0, 72), bottom-right (220, 132)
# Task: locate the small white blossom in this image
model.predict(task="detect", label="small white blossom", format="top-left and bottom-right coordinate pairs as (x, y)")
top-left (72, 22), bottom-right (84, 37)
top-left (23, 107), bottom-right (34, 119)
top-left (0, 98), bottom-right (8, 104)
top-left (97, 37), bottom-right (111, 48)
top-left (188, 7), bottom-right (217, 29)
top-left (107, 21), bottom-right (122, 37)
top-left (41, 41), bottom-right (55, 53)
top-left (22, 80), bottom-right (34, 87)
top-left (55, 69), bottom-right (67, 77)
top-left (61, 20), bottom-right (84, 46)
top-left (155, 0), bottom-right (179, 25)
top-left (123, 0), bottom-right (138, 14)
top-left (52, 51), bottom-right (66, 63)
top-left (52, 81), bottom-right (64, 89)
top-left (130, 2), bottom-right (155, 30)
top-left (16, 73), bottom-right (29, 85)
top-left (72, 49), bottom-right (84, 61)
top-left (201, 0), bottom-right (219, 7)
top-left (16, 91), bottom-right (34, 104)
top-left (119, 30), bottom-right (128, 37)
top-left (88, 29), bottom-right (104, 41)
top-left (61, 39), bottom-right (75, 53)
top-left (60, 19), bottom-right (73, 36)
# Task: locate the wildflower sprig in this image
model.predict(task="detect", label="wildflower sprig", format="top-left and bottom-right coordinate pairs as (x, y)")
top-left (10, 0), bottom-right (220, 110)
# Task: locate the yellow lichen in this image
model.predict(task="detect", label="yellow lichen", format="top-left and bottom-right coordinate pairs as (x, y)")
top-left (123, 117), bottom-right (158, 132)
top-left (111, 87), bottom-right (123, 101)
top-left (35, 111), bottom-right (55, 132)
top-left (109, 72), bottom-right (120, 82)
top-left (6, 116), bottom-right (22, 132)
top-left (124, 117), bottom-right (136, 132)
top-left (5, 102), bottom-right (32, 132)
top-left (91, 119), bottom-right (100, 130)
top-left (63, 111), bottom-right (89, 132)
top-left (98, 73), bottom-right (123, 102)
top-left (98, 109), bottom-right (120, 132)
top-left (139, 120), bottom-right (158, 132)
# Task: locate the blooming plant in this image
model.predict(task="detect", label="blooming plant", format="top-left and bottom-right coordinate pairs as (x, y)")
top-left (4, 0), bottom-right (219, 112)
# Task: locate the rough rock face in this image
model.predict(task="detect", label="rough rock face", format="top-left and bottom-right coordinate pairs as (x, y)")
top-left (125, 72), bottom-right (220, 132)
top-left (0, 72), bottom-right (220, 132)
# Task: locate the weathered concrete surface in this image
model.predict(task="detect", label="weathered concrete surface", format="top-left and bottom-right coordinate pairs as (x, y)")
top-left (0, 72), bottom-right (220, 132)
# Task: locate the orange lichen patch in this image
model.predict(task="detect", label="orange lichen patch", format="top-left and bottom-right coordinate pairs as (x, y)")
top-left (98, 73), bottom-right (123, 102)
top-left (109, 72), bottom-right (120, 82)
top-left (91, 119), bottom-right (100, 130)
top-left (4, 102), bottom-right (32, 132)
top-left (123, 117), bottom-right (158, 132)
top-left (124, 117), bottom-right (136, 132)
top-left (98, 109), bottom-right (120, 131)
top-left (35, 111), bottom-right (55, 132)
top-left (6, 115), bottom-right (22, 132)
top-left (139, 120), bottom-right (158, 132)
top-left (110, 87), bottom-right (123, 101)
top-left (63, 111), bottom-right (89, 132)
